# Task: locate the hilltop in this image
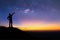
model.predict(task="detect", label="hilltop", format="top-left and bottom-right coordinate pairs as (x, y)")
top-left (0, 26), bottom-right (60, 40)
top-left (0, 26), bottom-right (34, 39)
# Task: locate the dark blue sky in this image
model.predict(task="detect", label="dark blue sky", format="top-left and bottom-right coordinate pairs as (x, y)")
top-left (0, 0), bottom-right (60, 26)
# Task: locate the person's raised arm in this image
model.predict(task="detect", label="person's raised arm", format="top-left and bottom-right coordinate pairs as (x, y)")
top-left (12, 12), bottom-right (15, 16)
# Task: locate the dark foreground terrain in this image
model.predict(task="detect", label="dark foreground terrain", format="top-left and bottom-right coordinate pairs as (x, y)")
top-left (0, 26), bottom-right (60, 40)
top-left (0, 26), bottom-right (34, 40)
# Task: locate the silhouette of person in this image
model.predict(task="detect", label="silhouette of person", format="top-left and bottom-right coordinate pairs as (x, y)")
top-left (7, 12), bottom-right (15, 27)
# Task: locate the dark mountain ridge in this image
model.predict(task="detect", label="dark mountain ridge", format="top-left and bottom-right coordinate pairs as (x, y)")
top-left (0, 26), bottom-right (60, 40)
top-left (0, 26), bottom-right (34, 39)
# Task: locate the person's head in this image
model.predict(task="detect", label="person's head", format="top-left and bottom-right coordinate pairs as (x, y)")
top-left (9, 13), bottom-right (11, 15)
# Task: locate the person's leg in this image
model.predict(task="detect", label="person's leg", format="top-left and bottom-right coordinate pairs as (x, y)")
top-left (11, 23), bottom-right (12, 27)
top-left (10, 21), bottom-right (13, 27)
top-left (9, 21), bottom-right (10, 27)
top-left (10, 23), bottom-right (12, 27)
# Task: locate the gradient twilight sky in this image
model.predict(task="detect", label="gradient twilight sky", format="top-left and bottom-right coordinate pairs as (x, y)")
top-left (0, 0), bottom-right (60, 31)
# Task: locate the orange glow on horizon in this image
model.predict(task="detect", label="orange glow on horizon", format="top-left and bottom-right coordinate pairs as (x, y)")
top-left (14, 20), bottom-right (60, 31)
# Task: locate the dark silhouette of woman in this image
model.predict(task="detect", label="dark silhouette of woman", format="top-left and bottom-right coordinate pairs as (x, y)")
top-left (7, 12), bottom-right (15, 27)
